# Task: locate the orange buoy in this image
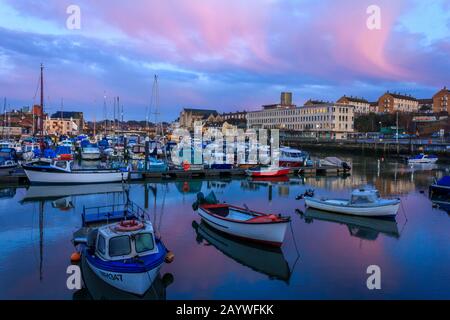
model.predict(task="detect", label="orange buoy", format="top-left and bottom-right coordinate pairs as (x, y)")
top-left (165, 251), bottom-right (175, 263)
top-left (71, 252), bottom-right (81, 263)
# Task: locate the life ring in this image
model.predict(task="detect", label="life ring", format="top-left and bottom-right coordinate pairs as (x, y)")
top-left (115, 220), bottom-right (144, 232)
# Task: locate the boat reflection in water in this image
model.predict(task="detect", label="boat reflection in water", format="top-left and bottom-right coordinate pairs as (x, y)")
top-left (301, 208), bottom-right (400, 241)
top-left (192, 220), bottom-right (291, 283)
top-left (20, 183), bottom-right (125, 203)
top-left (0, 187), bottom-right (16, 199)
top-left (73, 256), bottom-right (174, 300)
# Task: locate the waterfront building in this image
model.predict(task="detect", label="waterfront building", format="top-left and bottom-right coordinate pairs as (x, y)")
top-left (432, 87), bottom-right (450, 113)
top-left (0, 126), bottom-right (22, 137)
top-left (417, 98), bottom-right (433, 113)
top-left (45, 117), bottom-right (79, 136)
top-left (369, 102), bottom-right (379, 113)
top-left (337, 96), bottom-right (370, 114)
top-left (221, 111), bottom-right (247, 121)
top-left (377, 92), bottom-right (419, 113)
top-left (247, 102), bottom-right (354, 140)
top-left (179, 108), bottom-right (219, 129)
top-left (51, 111), bottom-right (85, 132)
top-left (262, 92), bottom-right (296, 110)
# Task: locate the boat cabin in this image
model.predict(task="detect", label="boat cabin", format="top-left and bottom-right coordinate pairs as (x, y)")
top-left (91, 222), bottom-right (159, 261)
top-left (350, 189), bottom-right (380, 205)
top-left (280, 147), bottom-right (308, 159)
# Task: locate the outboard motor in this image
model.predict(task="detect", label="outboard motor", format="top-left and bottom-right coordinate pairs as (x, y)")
top-left (342, 162), bottom-right (351, 171)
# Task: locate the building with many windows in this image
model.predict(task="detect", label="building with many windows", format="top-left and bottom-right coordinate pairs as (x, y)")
top-left (247, 102), bottom-right (354, 140)
top-left (337, 96), bottom-right (371, 114)
top-left (45, 117), bottom-right (79, 136)
top-left (433, 87), bottom-right (450, 113)
top-left (178, 108), bottom-right (220, 129)
top-left (377, 92), bottom-right (419, 113)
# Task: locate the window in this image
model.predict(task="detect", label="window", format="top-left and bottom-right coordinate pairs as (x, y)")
top-left (135, 233), bottom-right (155, 253)
top-left (109, 236), bottom-right (131, 257)
top-left (97, 235), bottom-right (106, 255)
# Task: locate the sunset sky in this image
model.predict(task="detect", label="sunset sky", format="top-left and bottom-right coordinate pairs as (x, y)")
top-left (0, 0), bottom-right (449, 121)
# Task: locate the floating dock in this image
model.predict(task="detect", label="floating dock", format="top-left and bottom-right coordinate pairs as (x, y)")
top-left (0, 165), bottom-right (348, 185)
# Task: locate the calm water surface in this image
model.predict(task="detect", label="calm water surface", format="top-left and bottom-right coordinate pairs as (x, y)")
top-left (0, 154), bottom-right (449, 299)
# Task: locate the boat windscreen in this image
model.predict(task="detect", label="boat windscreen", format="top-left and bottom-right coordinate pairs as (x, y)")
top-left (109, 235), bottom-right (131, 257)
top-left (135, 233), bottom-right (155, 253)
top-left (351, 195), bottom-right (376, 204)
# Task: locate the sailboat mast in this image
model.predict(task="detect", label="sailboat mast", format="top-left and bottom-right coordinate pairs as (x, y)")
top-left (2, 97), bottom-right (6, 139)
top-left (117, 96), bottom-right (120, 134)
top-left (40, 63), bottom-right (44, 136)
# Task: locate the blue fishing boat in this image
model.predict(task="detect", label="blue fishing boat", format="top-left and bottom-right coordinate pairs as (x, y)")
top-left (429, 176), bottom-right (450, 198)
top-left (73, 202), bottom-right (174, 295)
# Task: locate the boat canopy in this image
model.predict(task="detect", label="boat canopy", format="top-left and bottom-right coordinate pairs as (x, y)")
top-left (94, 222), bottom-right (158, 261)
top-left (350, 189), bottom-right (380, 204)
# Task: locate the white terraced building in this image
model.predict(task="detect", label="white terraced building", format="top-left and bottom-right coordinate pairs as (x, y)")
top-left (247, 103), bottom-right (355, 140)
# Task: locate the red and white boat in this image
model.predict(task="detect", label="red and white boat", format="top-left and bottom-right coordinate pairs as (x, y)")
top-left (193, 192), bottom-right (290, 246)
top-left (245, 166), bottom-right (290, 177)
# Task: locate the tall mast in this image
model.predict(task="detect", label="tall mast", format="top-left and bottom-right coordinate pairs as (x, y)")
top-left (40, 63), bottom-right (44, 136)
top-left (103, 92), bottom-right (107, 136)
top-left (117, 96), bottom-right (120, 134)
top-left (151, 75), bottom-right (160, 137)
top-left (2, 97), bottom-right (6, 139)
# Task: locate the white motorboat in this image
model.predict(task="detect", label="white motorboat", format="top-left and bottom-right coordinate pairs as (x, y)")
top-left (319, 157), bottom-right (351, 170)
top-left (81, 146), bottom-right (101, 160)
top-left (279, 147), bottom-right (309, 168)
top-left (407, 153), bottom-right (438, 164)
top-left (193, 192), bottom-right (290, 247)
top-left (22, 160), bottom-right (129, 184)
top-left (0, 158), bottom-right (17, 176)
top-left (304, 188), bottom-right (400, 217)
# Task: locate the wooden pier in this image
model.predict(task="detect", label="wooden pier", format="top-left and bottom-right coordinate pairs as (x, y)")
top-left (0, 165), bottom-right (348, 185)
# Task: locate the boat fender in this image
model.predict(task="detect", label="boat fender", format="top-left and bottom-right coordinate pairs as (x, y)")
top-left (165, 251), bottom-right (175, 263)
top-left (70, 252), bottom-right (81, 263)
top-left (115, 220), bottom-right (144, 232)
top-left (182, 160), bottom-right (190, 171)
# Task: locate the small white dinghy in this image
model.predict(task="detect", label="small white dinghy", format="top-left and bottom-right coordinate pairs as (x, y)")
top-left (304, 188), bottom-right (400, 217)
top-left (193, 192), bottom-right (290, 246)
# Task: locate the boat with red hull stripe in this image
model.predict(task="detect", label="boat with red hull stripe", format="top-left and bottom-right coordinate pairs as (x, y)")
top-left (245, 166), bottom-right (290, 177)
top-left (193, 194), bottom-right (290, 246)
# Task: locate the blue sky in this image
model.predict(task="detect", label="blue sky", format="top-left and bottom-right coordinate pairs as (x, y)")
top-left (0, 0), bottom-right (449, 121)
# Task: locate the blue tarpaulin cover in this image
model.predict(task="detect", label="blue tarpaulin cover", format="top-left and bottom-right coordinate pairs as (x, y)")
top-left (437, 176), bottom-right (450, 186)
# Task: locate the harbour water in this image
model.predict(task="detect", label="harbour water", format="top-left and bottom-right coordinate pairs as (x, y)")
top-left (0, 153), bottom-right (449, 300)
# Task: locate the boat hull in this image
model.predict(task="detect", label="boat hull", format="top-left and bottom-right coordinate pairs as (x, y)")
top-left (24, 168), bottom-right (128, 184)
top-left (198, 208), bottom-right (289, 246)
top-left (246, 168), bottom-right (290, 177)
top-left (305, 197), bottom-right (399, 217)
top-left (279, 160), bottom-right (304, 168)
top-left (0, 164), bottom-right (17, 176)
top-left (85, 256), bottom-right (161, 295)
top-left (408, 159), bottom-right (438, 164)
top-left (81, 152), bottom-right (101, 160)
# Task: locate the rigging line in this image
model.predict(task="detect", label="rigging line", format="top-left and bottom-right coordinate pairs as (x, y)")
top-left (288, 220), bottom-right (301, 273)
